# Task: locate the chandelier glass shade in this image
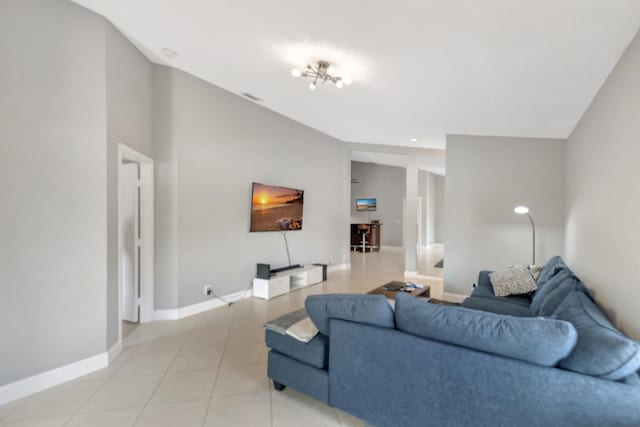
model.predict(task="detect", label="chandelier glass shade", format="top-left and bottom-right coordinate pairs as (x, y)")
top-left (291, 61), bottom-right (352, 90)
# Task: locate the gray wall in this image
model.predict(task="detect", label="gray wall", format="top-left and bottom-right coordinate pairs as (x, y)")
top-left (152, 67), bottom-right (180, 311)
top-left (434, 174), bottom-right (446, 243)
top-left (153, 67), bottom-right (350, 309)
top-left (350, 162), bottom-right (405, 246)
top-left (565, 30), bottom-right (640, 340)
top-left (0, 0), bottom-right (108, 385)
top-left (418, 171), bottom-right (444, 246)
top-left (424, 172), bottom-right (436, 245)
top-left (418, 171), bottom-right (428, 246)
top-left (105, 23), bottom-right (153, 349)
top-left (444, 135), bottom-right (566, 295)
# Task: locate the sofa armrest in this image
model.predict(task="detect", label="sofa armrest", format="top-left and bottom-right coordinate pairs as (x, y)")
top-left (476, 270), bottom-right (493, 289)
top-left (328, 319), bottom-right (640, 427)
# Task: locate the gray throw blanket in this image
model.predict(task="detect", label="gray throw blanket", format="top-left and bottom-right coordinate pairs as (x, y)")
top-left (264, 308), bottom-right (308, 335)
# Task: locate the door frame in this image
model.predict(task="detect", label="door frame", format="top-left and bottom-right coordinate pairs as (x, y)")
top-left (117, 143), bottom-right (154, 345)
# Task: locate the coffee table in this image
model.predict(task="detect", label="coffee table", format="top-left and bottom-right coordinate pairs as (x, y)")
top-left (368, 281), bottom-right (431, 300)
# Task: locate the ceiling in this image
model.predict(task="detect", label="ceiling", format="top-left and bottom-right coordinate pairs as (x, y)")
top-left (351, 152), bottom-right (445, 176)
top-left (73, 0), bottom-right (640, 150)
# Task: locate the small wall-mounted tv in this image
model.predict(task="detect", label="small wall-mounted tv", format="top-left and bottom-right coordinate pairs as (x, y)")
top-left (356, 198), bottom-right (377, 211)
top-left (250, 183), bottom-right (304, 232)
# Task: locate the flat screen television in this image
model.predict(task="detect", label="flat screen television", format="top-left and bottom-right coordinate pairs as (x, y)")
top-left (250, 183), bottom-right (304, 232)
top-left (356, 198), bottom-right (377, 212)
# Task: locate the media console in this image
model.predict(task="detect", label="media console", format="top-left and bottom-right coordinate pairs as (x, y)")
top-left (252, 264), bottom-right (324, 300)
top-left (270, 264), bottom-right (301, 274)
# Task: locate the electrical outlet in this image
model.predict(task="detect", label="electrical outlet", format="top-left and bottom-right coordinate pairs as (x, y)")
top-left (204, 285), bottom-right (212, 296)
top-left (329, 256), bottom-right (335, 265)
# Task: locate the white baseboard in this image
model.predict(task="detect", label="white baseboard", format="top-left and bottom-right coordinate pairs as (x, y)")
top-left (0, 352), bottom-right (108, 406)
top-left (328, 263), bottom-right (350, 273)
top-left (404, 270), bottom-right (419, 278)
top-left (442, 292), bottom-right (468, 303)
top-left (153, 289), bottom-right (252, 321)
top-left (413, 273), bottom-right (443, 281)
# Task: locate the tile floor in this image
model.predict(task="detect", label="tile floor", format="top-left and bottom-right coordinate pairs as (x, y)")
top-left (0, 248), bottom-right (444, 427)
top-left (417, 244), bottom-right (445, 278)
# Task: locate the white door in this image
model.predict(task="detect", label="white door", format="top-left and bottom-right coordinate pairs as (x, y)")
top-left (120, 162), bottom-right (139, 323)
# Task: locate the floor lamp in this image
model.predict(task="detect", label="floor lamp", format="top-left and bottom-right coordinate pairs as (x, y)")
top-left (514, 206), bottom-right (535, 265)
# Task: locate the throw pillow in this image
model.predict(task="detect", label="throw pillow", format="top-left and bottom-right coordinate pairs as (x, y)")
top-left (508, 264), bottom-right (543, 280)
top-left (529, 264), bottom-right (543, 280)
top-left (489, 266), bottom-right (537, 296)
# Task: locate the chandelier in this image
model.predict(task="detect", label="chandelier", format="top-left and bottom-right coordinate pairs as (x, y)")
top-left (291, 61), bottom-right (352, 90)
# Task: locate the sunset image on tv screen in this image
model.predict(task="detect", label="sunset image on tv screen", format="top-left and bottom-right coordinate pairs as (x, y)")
top-left (250, 183), bottom-right (304, 232)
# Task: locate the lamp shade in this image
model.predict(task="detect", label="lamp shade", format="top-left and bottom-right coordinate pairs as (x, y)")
top-left (514, 206), bottom-right (530, 214)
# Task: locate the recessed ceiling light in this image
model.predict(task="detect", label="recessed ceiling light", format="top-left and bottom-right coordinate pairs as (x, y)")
top-left (410, 138), bottom-right (417, 142)
top-left (162, 48), bottom-right (178, 59)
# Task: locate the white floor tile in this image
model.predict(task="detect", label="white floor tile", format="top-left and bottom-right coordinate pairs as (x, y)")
top-left (111, 351), bottom-right (176, 378)
top-left (0, 400), bottom-right (21, 422)
top-left (221, 342), bottom-right (268, 368)
top-left (4, 381), bottom-right (102, 421)
top-left (148, 369), bottom-right (216, 405)
top-left (212, 363), bottom-right (269, 397)
top-left (134, 399), bottom-right (208, 427)
top-left (168, 345), bottom-right (224, 374)
top-left (65, 407), bottom-right (142, 427)
top-left (204, 391), bottom-right (271, 427)
top-left (79, 375), bottom-right (162, 413)
top-left (226, 326), bottom-right (265, 346)
top-left (336, 408), bottom-right (365, 427)
top-left (0, 416), bottom-right (70, 427)
top-left (271, 388), bottom-right (341, 427)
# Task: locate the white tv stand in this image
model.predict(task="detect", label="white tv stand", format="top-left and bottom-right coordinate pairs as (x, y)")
top-left (253, 265), bottom-right (324, 300)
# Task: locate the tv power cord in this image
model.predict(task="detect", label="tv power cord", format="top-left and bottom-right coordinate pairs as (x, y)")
top-left (208, 280), bottom-right (253, 307)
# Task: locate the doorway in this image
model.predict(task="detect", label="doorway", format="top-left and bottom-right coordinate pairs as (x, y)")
top-left (118, 144), bottom-right (154, 343)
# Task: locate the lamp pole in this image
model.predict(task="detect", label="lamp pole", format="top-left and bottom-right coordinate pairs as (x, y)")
top-left (526, 213), bottom-right (535, 265)
top-left (514, 206), bottom-right (536, 265)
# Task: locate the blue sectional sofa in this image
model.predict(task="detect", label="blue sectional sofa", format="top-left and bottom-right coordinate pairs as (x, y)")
top-left (265, 257), bottom-right (640, 427)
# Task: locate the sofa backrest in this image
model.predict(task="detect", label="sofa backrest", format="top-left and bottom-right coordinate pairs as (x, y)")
top-left (305, 294), bottom-right (395, 336)
top-left (530, 256), bottom-right (591, 316)
top-left (394, 293), bottom-right (577, 366)
top-left (552, 291), bottom-right (640, 380)
top-left (536, 255), bottom-right (571, 287)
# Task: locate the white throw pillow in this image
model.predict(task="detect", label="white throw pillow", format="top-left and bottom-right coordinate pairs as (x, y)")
top-left (285, 317), bottom-right (318, 343)
top-left (508, 264), bottom-right (543, 281)
top-left (489, 266), bottom-right (537, 296)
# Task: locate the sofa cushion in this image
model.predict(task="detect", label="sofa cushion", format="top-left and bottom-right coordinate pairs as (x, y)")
top-left (553, 291), bottom-right (640, 380)
top-left (305, 294), bottom-right (395, 336)
top-left (536, 255), bottom-right (571, 288)
top-left (461, 296), bottom-right (532, 317)
top-left (530, 273), bottom-right (591, 317)
top-left (396, 293), bottom-right (577, 366)
top-left (469, 286), bottom-right (532, 307)
top-left (489, 266), bottom-right (537, 296)
top-left (265, 329), bottom-right (329, 369)
top-left (529, 268), bottom-right (592, 316)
